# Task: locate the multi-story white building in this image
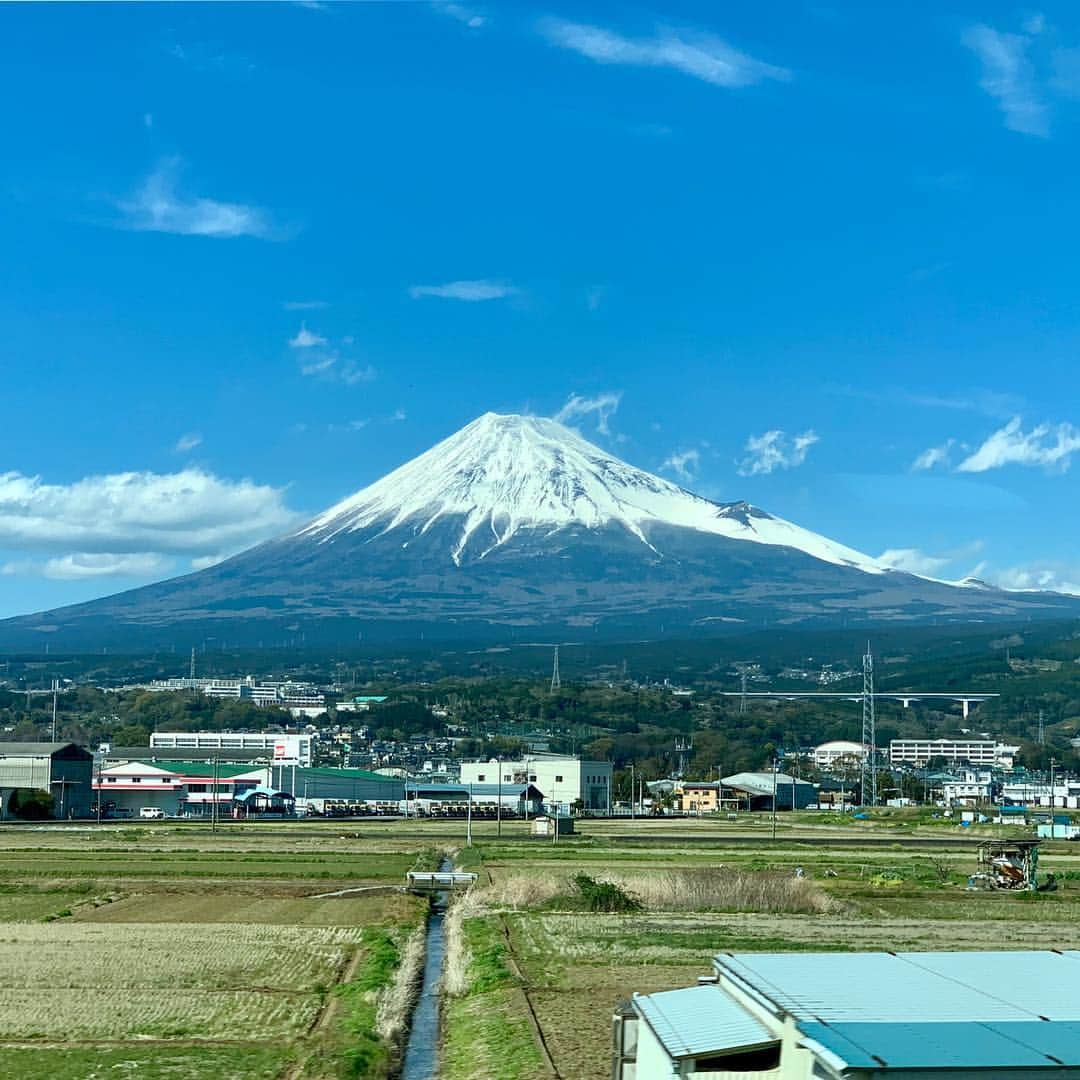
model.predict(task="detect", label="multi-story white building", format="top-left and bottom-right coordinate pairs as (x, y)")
top-left (458, 755), bottom-right (612, 811)
top-left (890, 738), bottom-right (1018, 767)
top-left (149, 732), bottom-right (313, 766)
top-left (942, 769), bottom-right (993, 806)
top-left (143, 677), bottom-right (326, 718)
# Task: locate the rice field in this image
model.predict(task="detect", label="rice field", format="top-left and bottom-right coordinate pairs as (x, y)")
top-left (0, 825), bottom-right (429, 1078)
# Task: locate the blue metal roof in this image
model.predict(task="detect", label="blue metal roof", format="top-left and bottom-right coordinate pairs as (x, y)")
top-left (716, 951), bottom-right (1080, 1025)
top-left (714, 951), bottom-right (1080, 1071)
top-left (799, 1022), bottom-right (1080, 1070)
top-left (634, 985), bottom-right (776, 1060)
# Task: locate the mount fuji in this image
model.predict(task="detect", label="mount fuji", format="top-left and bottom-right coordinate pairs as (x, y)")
top-left (3, 412), bottom-right (1078, 648)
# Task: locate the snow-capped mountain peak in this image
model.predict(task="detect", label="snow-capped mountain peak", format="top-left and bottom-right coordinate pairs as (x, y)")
top-left (299, 412), bottom-right (887, 573)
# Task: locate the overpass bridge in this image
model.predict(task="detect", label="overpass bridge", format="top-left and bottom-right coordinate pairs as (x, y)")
top-left (721, 691), bottom-right (999, 718)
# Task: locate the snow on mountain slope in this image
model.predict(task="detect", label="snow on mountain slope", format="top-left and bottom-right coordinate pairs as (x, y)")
top-left (299, 412), bottom-right (888, 574)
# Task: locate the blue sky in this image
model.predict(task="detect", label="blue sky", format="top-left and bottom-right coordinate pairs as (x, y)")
top-left (3, 1), bottom-right (1080, 618)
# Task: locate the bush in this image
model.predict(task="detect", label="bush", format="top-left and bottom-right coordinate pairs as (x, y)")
top-left (570, 873), bottom-right (642, 913)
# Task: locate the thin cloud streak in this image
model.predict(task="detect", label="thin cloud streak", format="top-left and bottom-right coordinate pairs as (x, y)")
top-left (538, 18), bottom-right (790, 88)
top-left (408, 280), bottom-right (519, 301)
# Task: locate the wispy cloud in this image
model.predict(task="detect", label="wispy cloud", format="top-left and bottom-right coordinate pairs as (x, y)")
top-left (173, 432), bottom-right (203, 454)
top-left (912, 439), bottom-right (955, 471)
top-left (118, 159), bottom-right (274, 239)
top-left (408, 279), bottom-right (519, 301)
top-left (299, 354), bottom-right (376, 385)
top-left (962, 22), bottom-right (1049, 136)
top-left (956, 417), bottom-right (1080, 472)
top-left (553, 391), bottom-right (622, 436)
top-left (389, 409), bottom-right (407, 422)
top-left (283, 300), bottom-right (329, 311)
top-left (737, 429), bottom-right (818, 476)
top-left (538, 18), bottom-right (790, 89)
top-left (433, 2), bottom-right (486, 29)
top-left (839, 385), bottom-right (1023, 419)
top-left (660, 448), bottom-right (700, 482)
top-left (289, 323), bottom-right (327, 348)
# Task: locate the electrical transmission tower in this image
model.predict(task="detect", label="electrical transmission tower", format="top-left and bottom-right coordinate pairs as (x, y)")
top-left (189, 647), bottom-right (196, 681)
top-left (550, 645), bottom-right (561, 692)
top-left (860, 642), bottom-right (877, 807)
top-left (1037, 710), bottom-right (1046, 745)
top-left (739, 669), bottom-right (748, 715)
top-left (674, 736), bottom-right (693, 778)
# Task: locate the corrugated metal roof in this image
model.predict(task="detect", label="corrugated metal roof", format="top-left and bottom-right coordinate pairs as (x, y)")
top-left (634, 984), bottom-right (776, 1060)
top-left (716, 951), bottom-right (1080, 1025)
top-left (715, 951), bottom-right (1080, 1071)
top-left (799, 1021), bottom-right (1080, 1069)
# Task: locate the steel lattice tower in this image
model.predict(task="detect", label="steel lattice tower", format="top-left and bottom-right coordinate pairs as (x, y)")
top-left (860, 643), bottom-right (876, 807)
top-left (550, 645), bottom-right (561, 692)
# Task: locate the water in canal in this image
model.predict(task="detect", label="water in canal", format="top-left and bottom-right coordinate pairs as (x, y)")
top-left (399, 864), bottom-right (451, 1079)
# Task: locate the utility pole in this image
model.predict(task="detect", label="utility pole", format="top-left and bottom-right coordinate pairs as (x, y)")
top-left (211, 755), bottom-right (219, 833)
top-left (497, 756), bottom-right (502, 838)
top-left (1049, 758), bottom-right (1058, 840)
top-left (771, 758), bottom-right (778, 841)
top-left (51, 680), bottom-right (58, 742)
top-left (466, 782), bottom-right (473, 847)
top-left (629, 763), bottom-right (635, 820)
top-left (860, 643), bottom-right (877, 808)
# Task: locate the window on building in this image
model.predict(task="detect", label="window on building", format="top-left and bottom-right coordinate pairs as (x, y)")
top-left (555, 775), bottom-right (563, 783)
top-left (529, 774), bottom-right (536, 782)
top-left (477, 774), bottom-right (486, 782)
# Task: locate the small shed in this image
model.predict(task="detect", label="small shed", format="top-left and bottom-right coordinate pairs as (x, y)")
top-left (233, 786), bottom-right (295, 818)
top-left (532, 814), bottom-right (574, 837)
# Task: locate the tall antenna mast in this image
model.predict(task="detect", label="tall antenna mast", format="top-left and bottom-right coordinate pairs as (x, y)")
top-left (860, 642), bottom-right (876, 807)
top-left (550, 645), bottom-right (561, 692)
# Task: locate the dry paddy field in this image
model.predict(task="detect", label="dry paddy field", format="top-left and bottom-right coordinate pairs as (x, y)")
top-left (0, 824), bottom-right (429, 1079)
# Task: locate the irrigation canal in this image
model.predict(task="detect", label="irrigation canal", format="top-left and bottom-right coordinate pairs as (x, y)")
top-left (399, 859), bottom-right (452, 1080)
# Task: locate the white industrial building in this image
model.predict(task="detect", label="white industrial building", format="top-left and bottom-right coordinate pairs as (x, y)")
top-left (812, 740), bottom-right (867, 770)
top-left (1003, 777), bottom-right (1080, 809)
top-left (459, 755), bottom-right (612, 811)
top-left (615, 950), bottom-right (1080, 1077)
top-left (889, 738), bottom-right (1018, 767)
top-left (149, 732), bottom-right (313, 766)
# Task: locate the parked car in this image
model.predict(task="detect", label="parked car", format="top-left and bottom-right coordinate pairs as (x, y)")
top-left (139, 807), bottom-right (166, 820)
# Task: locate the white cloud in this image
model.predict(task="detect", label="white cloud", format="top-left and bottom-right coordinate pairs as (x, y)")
top-left (43, 553), bottom-right (176, 581)
top-left (973, 560), bottom-right (1080, 596)
top-left (389, 409), bottom-right (407, 422)
top-left (433, 2), bottom-right (486, 29)
top-left (876, 548), bottom-right (952, 576)
top-left (962, 23), bottom-right (1049, 136)
top-left (0, 468), bottom-right (297, 556)
top-left (956, 417), bottom-right (1080, 472)
top-left (553, 391), bottom-right (622, 436)
top-left (289, 323), bottom-right (327, 348)
top-left (298, 354), bottom-right (376, 384)
top-left (118, 159), bottom-right (274, 239)
top-left (283, 300), bottom-right (329, 311)
top-left (408, 279), bottom-right (519, 301)
top-left (538, 18), bottom-right (790, 88)
top-left (912, 439), bottom-right (955, 471)
top-left (174, 432), bottom-right (203, 454)
top-left (737, 429), bottom-right (818, 476)
top-left (660, 448), bottom-right (700, 482)
top-left (190, 553), bottom-right (227, 571)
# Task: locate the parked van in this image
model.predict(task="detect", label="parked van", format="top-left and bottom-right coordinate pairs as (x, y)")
top-left (139, 807), bottom-right (166, 820)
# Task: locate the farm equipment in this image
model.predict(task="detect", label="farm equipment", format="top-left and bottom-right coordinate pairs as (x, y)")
top-left (967, 840), bottom-right (1040, 891)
